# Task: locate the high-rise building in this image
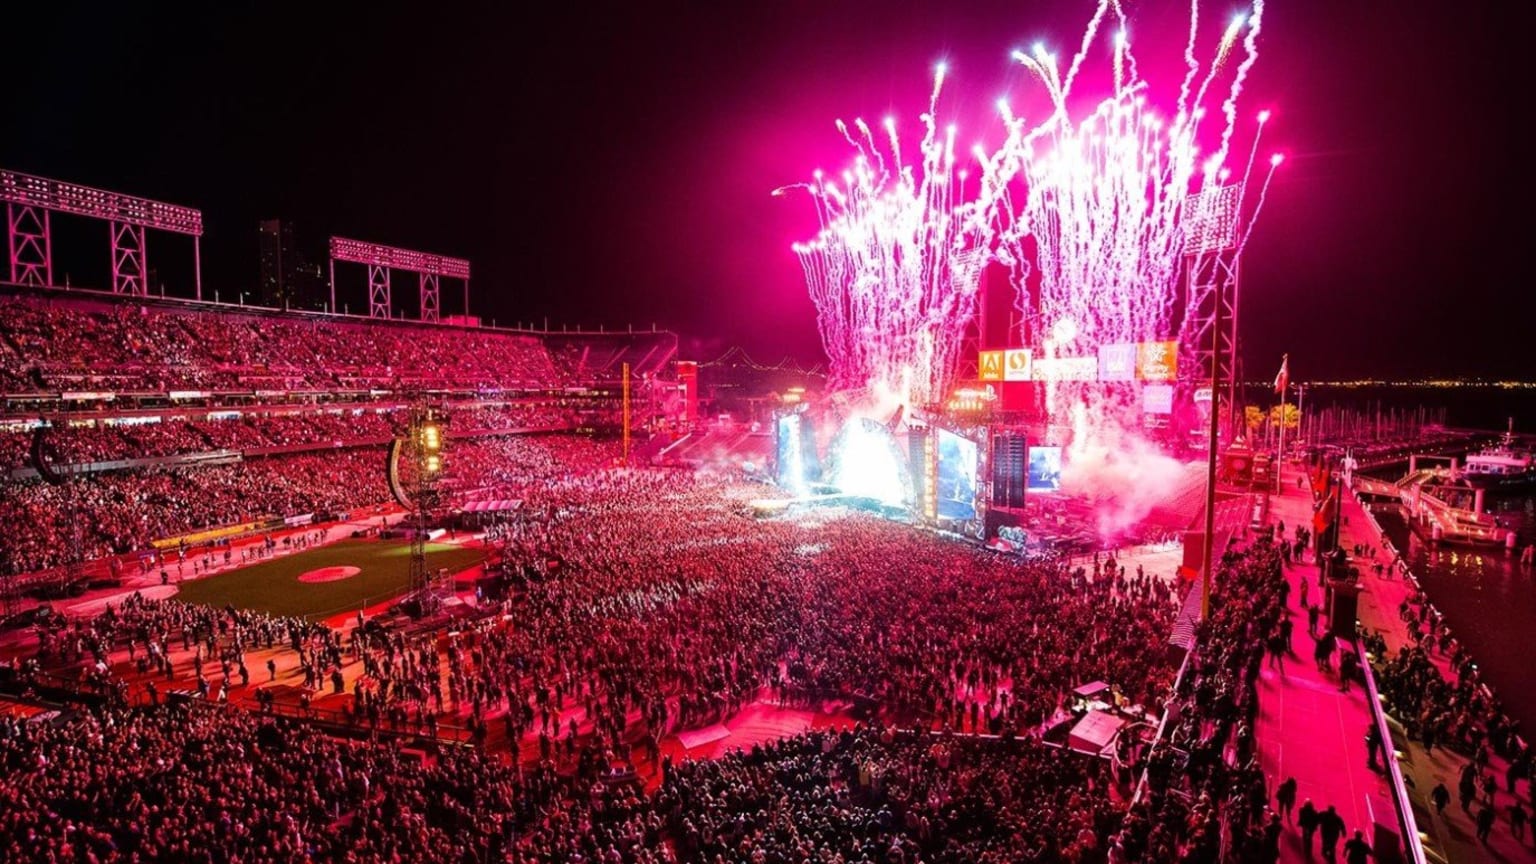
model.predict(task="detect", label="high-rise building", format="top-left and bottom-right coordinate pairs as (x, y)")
top-left (258, 219), bottom-right (327, 309)
top-left (257, 219), bottom-right (296, 308)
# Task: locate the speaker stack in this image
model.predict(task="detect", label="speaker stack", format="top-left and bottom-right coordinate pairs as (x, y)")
top-left (990, 433), bottom-right (1027, 509)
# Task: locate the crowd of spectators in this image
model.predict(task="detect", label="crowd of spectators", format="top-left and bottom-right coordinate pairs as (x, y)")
top-left (0, 496), bottom-right (1295, 863)
top-left (0, 294), bottom-right (562, 394)
top-left (1129, 541), bottom-right (1286, 862)
top-left (0, 434), bottom-right (622, 577)
top-left (0, 449), bottom-right (387, 575)
top-left (0, 703), bottom-right (575, 863)
top-left (0, 438), bottom-right (1329, 863)
top-left (1, 401), bottom-right (597, 473)
top-left (1376, 589), bottom-right (1534, 845)
top-left (0, 294), bottom-right (1312, 863)
top-left (24, 592), bottom-right (334, 700)
top-left (1379, 591), bottom-right (1527, 762)
top-left (648, 725), bottom-right (1124, 863)
top-left (338, 468), bottom-right (1181, 808)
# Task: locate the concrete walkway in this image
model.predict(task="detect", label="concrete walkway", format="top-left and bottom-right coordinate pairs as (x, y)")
top-left (1260, 464), bottom-right (1535, 863)
top-left (1259, 475), bottom-right (1399, 862)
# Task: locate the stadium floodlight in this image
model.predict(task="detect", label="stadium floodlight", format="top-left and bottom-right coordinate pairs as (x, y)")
top-left (329, 237), bottom-right (470, 279)
top-left (3, 168), bottom-right (204, 297)
top-left (1, 169), bottom-right (204, 235)
top-left (329, 236), bottom-right (471, 321)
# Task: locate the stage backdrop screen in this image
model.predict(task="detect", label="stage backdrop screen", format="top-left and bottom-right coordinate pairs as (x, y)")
top-left (1027, 446), bottom-right (1063, 492)
top-left (776, 414), bottom-right (806, 491)
top-left (935, 429), bottom-right (979, 520)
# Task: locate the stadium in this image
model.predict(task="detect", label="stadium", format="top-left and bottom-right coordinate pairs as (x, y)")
top-left (1, 3), bottom-right (1529, 864)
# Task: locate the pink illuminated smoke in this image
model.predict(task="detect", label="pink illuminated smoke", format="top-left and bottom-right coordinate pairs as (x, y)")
top-left (783, 0), bottom-right (1285, 538)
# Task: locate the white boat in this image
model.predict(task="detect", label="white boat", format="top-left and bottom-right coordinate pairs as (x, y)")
top-left (1461, 419), bottom-right (1536, 490)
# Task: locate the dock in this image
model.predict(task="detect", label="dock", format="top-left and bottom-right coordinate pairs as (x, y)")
top-left (1350, 456), bottom-right (1509, 547)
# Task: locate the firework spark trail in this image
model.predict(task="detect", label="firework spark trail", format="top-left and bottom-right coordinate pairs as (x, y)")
top-left (1236, 154), bottom-right (1282, 251)
top-left (1214, 0), bottom-right (1265, 171)
top-left (782, 0), bottom-right (1276, 461)
top-left (1189, 13), bottom-right (1248, 128)
top-left (1176, 0), bottom-right (1201, 122)
top-left (972, 0), bottom-right (1277, 535)
top-left (782, 66), bottom-right (990, 406)
top-left (988, 0), bottom-right (1271, 367)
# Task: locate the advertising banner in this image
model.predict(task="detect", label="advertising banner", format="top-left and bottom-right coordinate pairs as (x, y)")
top-left (152, 521), bottom-right (259, 549)
top-left (978, 350), bottom-right (1004, 382)
top-left (1032, 356), bottom-right (1097, 381)
top-left (1136, 341), bottom-right (1178, 381)
top-left (1003, 348), bottom-right (1033, 382)
top-left (1098, 343), bottom-right (1136, 382)
top-left (1142, 383), bottom-right (1175, 414)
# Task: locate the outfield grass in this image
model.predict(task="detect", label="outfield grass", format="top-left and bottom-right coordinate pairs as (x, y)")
top-left (173, 539), bottom-right (484, 618)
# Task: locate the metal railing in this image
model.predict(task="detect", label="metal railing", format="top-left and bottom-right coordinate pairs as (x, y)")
top-left (1358, 639), bottom-right (1430, 864)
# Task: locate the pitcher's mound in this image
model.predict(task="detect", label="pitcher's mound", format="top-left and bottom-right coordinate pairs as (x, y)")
top-left (298, 565), bottom-right (361, 584)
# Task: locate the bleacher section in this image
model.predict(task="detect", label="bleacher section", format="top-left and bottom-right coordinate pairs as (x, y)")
top-left (0, 290), bottom-right (558, 395)
top-left (0, 287), bottom-right (670, 579)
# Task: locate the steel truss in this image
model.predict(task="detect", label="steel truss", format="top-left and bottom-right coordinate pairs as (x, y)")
top-left (330, 236), bottom-right (470, 322)
top-left (419, 273), bottom-right (440, 322)
top-left (404, 402), bottom-right (447, 615)
top-left (1182, 248), bottom-right (1239, 389)
top-left (7, 204), bottom-right (50, 286)
top-left (111, 221), bottom-right (147, 295)
top-left (2, 168), bottom-right (202, 296)
top-left (368, 264), bottom-right (391, 319)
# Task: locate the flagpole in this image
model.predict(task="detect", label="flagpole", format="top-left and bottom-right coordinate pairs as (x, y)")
top-left (1276, 378), bottom-right (1288, 494)
top-left (1297, 383), bottom-right (1307, 447)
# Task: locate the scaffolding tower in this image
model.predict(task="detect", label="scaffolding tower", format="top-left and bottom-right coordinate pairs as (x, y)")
top-left (402, 402), bottom-right (449, 615)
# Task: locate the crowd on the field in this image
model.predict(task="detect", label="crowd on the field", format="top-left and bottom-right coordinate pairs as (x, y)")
top-left (328, 471), bottom-right (1183, 761)
top-left (3, 438), bottom-right (1334, 864)
top-left (0, 703), bottom-right (578, 863)
top-left (0, 291), bottom-right (1324, 861)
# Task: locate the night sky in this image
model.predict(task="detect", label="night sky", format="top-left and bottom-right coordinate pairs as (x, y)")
top-left (4, 1), bottom-right (1524, 379)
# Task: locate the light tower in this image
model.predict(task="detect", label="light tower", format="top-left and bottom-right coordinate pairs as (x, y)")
top-left (1180, 183), bottom-right (1242, 623)
top-left (1179, 181), bottom-right (1244, 438)
top-left (387, 402), bottom-right (448, 616)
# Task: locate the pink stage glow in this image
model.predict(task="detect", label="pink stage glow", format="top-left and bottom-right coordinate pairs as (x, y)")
top-left (784, 0), bottom-right (1284, 537)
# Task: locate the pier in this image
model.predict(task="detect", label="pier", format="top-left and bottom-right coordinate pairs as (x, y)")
top-left (1351, 455), bottom-right (1508, 547)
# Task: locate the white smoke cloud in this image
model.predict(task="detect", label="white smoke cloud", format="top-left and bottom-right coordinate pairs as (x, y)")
top-left (1059, 397), bottom-right (1193, 539)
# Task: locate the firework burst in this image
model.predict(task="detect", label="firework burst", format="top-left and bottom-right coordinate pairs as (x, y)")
top-left (777, 65), bottom-right (991, 407)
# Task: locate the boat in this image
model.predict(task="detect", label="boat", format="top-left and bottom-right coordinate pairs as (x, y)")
top-left (1460, 419), bottom-right (1536, 490)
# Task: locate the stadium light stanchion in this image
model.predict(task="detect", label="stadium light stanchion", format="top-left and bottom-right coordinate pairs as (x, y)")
top-left (1200, 275), bottom-right (1222, 621)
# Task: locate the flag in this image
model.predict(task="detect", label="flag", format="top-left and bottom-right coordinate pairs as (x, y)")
top-left (1313, 488), bottom-right (1337, 537)
top-left (1273, 353), bottom-right (1290, 395)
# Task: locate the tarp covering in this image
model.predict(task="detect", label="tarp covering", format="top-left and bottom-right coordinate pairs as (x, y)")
top-left (459, 499), bottom-right (522, 513)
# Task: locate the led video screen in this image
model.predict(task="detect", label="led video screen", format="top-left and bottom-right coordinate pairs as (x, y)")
top-left (776, 414), bottom-right (806, 491)
top-left (1027, 445), bottom-right (1063, 492)
top-left (936, 428), bottom-right (979, 520)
